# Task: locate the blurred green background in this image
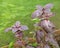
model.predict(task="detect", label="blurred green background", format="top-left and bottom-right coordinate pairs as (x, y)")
top-left (0, 0), bottom-right (60, 47)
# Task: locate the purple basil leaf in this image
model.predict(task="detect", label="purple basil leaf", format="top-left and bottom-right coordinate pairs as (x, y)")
top-left (32, 10), bottom-right (43, 19)
top-left (20, 25), bottom-right (28, 31)
top-left (36, 5), bottom-right (43, 10)
top-left (12, 27), bottom-right (18, 33)
top-left (5, 27), bottom-right (12, 32)
top-left (44, 3), bottom-right (53, 9)
top-left (15, 21), bottom-right (21, 27)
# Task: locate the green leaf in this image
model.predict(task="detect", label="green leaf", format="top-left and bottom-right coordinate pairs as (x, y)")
top-left (32, 18), bottom-right (40, 23)
top-left (9, 41), bottom-right (14, 48)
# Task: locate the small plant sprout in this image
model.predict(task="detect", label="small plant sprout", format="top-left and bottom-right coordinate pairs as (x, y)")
top-left (32, 3), bottom-right (54, 19)
top-left (5, 21), bottom-right (28, 39)
top-left (5, 21), bottom-right (29, 48)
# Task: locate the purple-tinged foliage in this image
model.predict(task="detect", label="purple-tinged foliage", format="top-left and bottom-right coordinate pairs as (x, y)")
top-left (32, 3), bottom-right (54, 19)
top-left (39, 19), bottom-right (55, 33)
top-left (26, 45), bottom-right (34, 48)
top-left (15, 30), bottom-right (23, 39)
top-left (15, 39), bottom-right (24, 46)
top-left (44, 44), bottom-right (50, 48)
top-left (14, 39), bottom-right (26, 48)
top-left (36, 46), bottom-right (40, 48)
top-left (45, 34), bottom-right (59, 48)
top-left (36, 30), bottom-right (45, 43)
top-left (5, 21), bottom-right (28, 33)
